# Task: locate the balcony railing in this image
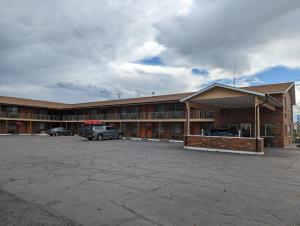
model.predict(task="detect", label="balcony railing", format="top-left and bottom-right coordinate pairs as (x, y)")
top-left (62, 111), bottom-right (186, 121)
top-left (0, 112), bottom-right (54, 120)
top-left (191, 109), bottom-right (214, 119)
top-left (0, 110), bottom-right (214, 121)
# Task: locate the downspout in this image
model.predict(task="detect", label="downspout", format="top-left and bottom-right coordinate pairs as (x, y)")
top-left (255, 94), bottom-right (269, 152)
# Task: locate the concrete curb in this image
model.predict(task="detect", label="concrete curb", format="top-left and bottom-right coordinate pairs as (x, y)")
top-left (124, 137), bottom-right (184, 143)
top-left (129, 137), bottom-right (142, 141)
top-left (169, 140), bottom-right (183, 143)
top-left (148, 139), bottom-right (160, 142)
top-left (184, 146), bottom-right (264, 155)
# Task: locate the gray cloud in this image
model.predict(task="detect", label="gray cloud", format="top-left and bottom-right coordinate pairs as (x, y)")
top-left (157, 0), bottom-right (300, 72)
top-left (0, 0), bottom-right (193, 102)
top-left (0, 0), bottom-right (299, 109)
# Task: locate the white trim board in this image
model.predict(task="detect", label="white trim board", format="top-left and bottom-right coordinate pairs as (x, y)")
top-left (184, 146), bottom-right (264, 155)
top-left (180, 83), bottom-right (265, 102)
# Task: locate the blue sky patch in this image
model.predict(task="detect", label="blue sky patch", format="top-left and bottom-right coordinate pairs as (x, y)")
top-left (136, 56), bottom-right (166, 66)
top-left (191, 68), bottom-right (209, 76)
top-left (250, 65), bottom-right (300, 84)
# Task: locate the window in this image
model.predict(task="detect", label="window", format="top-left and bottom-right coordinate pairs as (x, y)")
top-left (94, 125), bottom-right (105, 130)
top-left (228, 124), bottom-right (239, 131)
top-left (221, 124), bottom-right (239, 131)
top-left (131, 107), bottom-right (139, 113)
top-left (7, 106), bottom-right (18, 113)
top-left (90, 109), bottom-right (98, 115)
top-left (39, 123), bottom-right (45, 130)
top-left (241, 123), bottom-right (251, 137)
top-left (203, 124), bottom-right (213, 131)
top-left (172, 104), bottom-right (182, 112)
top-left (156, 104), bottom-right (165, 112)
top-left (261, 124), bottom-right (275, 137)
top-left (171, 123), bottom-right (181, 134)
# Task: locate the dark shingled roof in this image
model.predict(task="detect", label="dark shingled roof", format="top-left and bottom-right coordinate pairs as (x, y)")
top-left (0, 82), bottom-right (295, 109)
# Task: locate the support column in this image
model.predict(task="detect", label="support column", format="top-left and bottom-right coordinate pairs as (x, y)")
top-left (5, 120), bottom-right (8, 134)
top-left (186, 102), bottom-right (191, 135)
top-left (158, 121), bottom-right (161, 139)
top-left (29, 121), bottom-right (32, 134)
top-left (254, 97), bottom-right (260, 138)
top-left (137, 121), bottom-right (140, 138)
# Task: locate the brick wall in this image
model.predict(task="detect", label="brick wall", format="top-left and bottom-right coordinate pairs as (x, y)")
top-left (282, 92), bottom-right (294, 146)
top-left (185, 135), bottom-right (264, 152)
top-left (0, 120), bottom-right (6, 133)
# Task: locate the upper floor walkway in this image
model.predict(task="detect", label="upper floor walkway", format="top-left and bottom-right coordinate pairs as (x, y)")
top-left (0, 110), bottom-right (214, 122)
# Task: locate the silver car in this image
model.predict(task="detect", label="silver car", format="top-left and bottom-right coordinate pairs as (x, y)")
top-left (84, 125), bottom-right (123, 141)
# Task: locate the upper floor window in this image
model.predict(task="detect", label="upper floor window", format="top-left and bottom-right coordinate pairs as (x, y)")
top-left (6, 106), bottom-right (18, 113)
top-left (90, 109), bottom-right (98, 115)
top-left (172, 103), bottom-right (183, 112)
top-left (155, 104), bottom-right (165, 112)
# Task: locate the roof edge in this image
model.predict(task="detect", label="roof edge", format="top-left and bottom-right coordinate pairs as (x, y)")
top-left (180, 83), bottom-right (265, 102)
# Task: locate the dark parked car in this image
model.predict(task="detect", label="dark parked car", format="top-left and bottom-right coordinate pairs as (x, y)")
top-left (48, 127), bottom-right (75, 136)
top-left (205, 128), bottom-right (238, 137)
top-left (83, 125), bottom-right (123, 141)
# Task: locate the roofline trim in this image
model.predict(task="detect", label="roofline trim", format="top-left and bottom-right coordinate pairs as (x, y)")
top-left (180, 83), bottom-right (265, 102)
top-left (285, 82), bottom-right (295, 93)
top-left (266, 94), bottom-right (282, 107)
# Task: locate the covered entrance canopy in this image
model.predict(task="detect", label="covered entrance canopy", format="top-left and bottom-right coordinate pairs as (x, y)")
top-left (180, 83), bottom-right (282, 153)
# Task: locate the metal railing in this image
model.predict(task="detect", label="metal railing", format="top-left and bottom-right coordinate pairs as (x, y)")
top-left (0, 110), bottom-right (214, 121)
top-left (0, 112), bottom-right (64, 121)
top-left (62, 111), bottom-right (186, 121)
top-left (191, 110), bottom-right (214, 119)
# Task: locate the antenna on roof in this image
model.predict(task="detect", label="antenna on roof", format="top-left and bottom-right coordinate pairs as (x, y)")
top-left (233, 58), bottom-right (237, 87)
top-left (152, 92), bottom-right (155, 96)
top-left (117, 92), bottom-right (121, 99)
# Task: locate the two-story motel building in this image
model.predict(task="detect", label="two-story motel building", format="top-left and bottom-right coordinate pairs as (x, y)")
top-left (0, 82), bottom-right (296, 153)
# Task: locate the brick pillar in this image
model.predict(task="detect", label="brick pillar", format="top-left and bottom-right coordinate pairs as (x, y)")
top-left (213, 109), bottom-right (221, 128)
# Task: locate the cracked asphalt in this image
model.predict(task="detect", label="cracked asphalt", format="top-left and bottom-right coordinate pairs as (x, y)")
top-left (0, 136), bottom-right (299, 226)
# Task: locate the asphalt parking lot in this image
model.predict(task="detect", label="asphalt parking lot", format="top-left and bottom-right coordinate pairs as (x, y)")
top-left (0, 135), bottom-right (299, 226)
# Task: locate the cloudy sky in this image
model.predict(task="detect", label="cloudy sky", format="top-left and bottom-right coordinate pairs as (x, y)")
top-left (0, 0), bottom-right (299, 116)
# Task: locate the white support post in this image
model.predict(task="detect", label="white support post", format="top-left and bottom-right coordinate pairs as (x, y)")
top-left (254, 97), bottom-right (261, 138)
top-left (187, 104), bottom-right (191, 136)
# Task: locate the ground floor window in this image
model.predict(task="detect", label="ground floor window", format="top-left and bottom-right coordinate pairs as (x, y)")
top-left (171, 123), bottom-right (181, 134)
top-left (241, 123), bottom-right (251, 137)
top-left (260, 124), bottom-right (275, 137)
top-left (222, 124), bottom-right (239, 130)
top-left (203, 123), bottom-right (213, 131)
